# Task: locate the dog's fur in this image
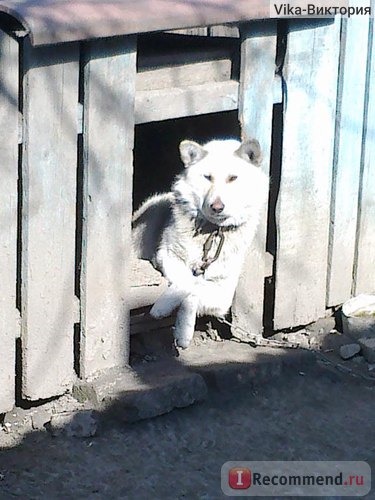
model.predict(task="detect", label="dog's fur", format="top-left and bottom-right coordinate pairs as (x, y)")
top-left (132, 138), bottom-right (268, 348)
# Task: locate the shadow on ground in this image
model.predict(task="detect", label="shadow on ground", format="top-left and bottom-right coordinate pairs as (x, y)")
top-left (0, 358), bottom-right (374, 499)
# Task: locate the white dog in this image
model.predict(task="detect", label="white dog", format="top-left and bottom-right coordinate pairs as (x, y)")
top-left (132, 138), bottom-right (268, 348)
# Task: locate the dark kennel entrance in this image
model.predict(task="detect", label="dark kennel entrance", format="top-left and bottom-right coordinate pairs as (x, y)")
top-left (133, 111), bottom-right (241, 211)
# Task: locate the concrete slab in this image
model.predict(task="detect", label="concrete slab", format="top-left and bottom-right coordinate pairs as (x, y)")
top-left (73, 364), bottom-right (208, 423)
top-left (2, 340), bottom-right (316, 436)
top-left (73, 340), bottom-right (315, 423)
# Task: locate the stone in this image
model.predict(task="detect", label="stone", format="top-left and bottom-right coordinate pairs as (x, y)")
top-left (72, 383), bottom-right (98, 404)
top-left (46, 410), bottom-right (98, 438)
top-left (73, 364), bottom-right (208, 424)
top-left (3, 408), bottom-right (32, 433)
top-left (31, 409), bottom-right (51, 430)
top-left (339, 343), bottom-right (361, 360)
top-left (358, 337), bottom-right (375, 364)
top-left (100, 370), bottom-right (208, 423)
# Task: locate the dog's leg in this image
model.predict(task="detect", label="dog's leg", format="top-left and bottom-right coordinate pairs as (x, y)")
top-left (156, 249), bottom-right (195, 290)
top-left (174, 294), bottom-right (199, 349)
top-left (194, 279), bottom-right (236, 317)
top-left (150, 284), bottom-right (189, 319)
top-left (151, 249), bottom-right (196, 319)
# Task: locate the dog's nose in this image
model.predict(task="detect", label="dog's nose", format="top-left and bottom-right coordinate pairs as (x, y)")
top-left (210, 198), bottom-right (225, 214)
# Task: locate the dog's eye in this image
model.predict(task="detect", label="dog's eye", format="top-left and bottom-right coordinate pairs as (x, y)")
top-left (227, 175), bottom-right (238, 183)
top-left (204, 174), bottom-right (213, 182)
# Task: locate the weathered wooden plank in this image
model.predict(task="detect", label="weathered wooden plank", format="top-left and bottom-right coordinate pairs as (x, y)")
top-left (327, 15), bottom-right (370, 306)
top-left (168, 28), bottom-right (209, 36)
top-left (136, 58), bottom-right (232, 91)
top-left (354, 19), bottom-right (375, 295)
top-left (80, 37), bottom-right (136, 378)
top-left (21, 41), bottom-right (79, 400)
top-left (0, 31), bottom-right (18, 413)
top-left (274, 19), bottom-right (340, 329)
top-left (135, 80), bottom-right (239, 124)
top-left (209, 25), bottom-right (239, 38)
top-left (231, 22), bottom-right (277, 338)
top-left (130, 257), bottom-right (167, 310)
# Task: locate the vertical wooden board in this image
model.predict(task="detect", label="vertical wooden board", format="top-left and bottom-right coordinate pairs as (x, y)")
top-left (354, 19), bottom-right (375, 294)
top-left (327, 14), bottom-right (370, 306)
top-left (274, 19), bottom-right (340, 329)
top-left (80, 37), bottom-right (136, 378)
top-left (22, 41), bottom-right (79, 400)
top-left (0, 32), bottom-right (18, 413)
top-left (231, 22), bottom-right (277, 338)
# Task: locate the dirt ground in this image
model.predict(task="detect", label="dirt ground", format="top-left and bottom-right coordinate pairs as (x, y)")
top-left (0, 358), bottom-right (374, 499)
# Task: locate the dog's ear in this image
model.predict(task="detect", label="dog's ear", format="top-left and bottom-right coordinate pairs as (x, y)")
top-left (179, 140), bottom-right (207, 167)
top-left (235, 139), bottom-right (262, 166)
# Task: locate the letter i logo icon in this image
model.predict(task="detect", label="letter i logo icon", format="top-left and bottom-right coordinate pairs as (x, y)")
top-left (228, 468), bottom-right (251, 489)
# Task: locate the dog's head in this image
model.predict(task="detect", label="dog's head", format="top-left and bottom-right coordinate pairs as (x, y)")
top-left (173, 139), bottom-right (268, 228)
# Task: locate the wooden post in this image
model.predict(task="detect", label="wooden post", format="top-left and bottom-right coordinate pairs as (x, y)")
top-left (274, 19), bottom-right (340, 329)
top-left (354, 19), bottom-right (375, 294)
top-left (327, 14), bottom-right (370, 306)
top-left (21, 40), bottom-right (79, 400)
top-left (231, 21), bottom-right (277, 338)
top-left (80, 36), bottom-right (136, 379)
top-left (0, 32), bottom-right (18, 412)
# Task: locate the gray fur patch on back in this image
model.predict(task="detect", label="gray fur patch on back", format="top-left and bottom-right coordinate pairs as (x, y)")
top-left (132, 193), bottom-right (174, 263)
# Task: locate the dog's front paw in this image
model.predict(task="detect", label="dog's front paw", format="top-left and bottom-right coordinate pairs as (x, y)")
top-left (173, 322), bottom-right (195, 349)
top-left (174, 336), bottom-right (191, 349)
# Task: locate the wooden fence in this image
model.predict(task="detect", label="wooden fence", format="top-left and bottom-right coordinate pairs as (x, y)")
top-left (0, 15), bottom-right (374, 413)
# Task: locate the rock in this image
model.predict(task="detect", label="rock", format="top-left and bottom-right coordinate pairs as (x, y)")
top-left (3, 408), bottom-right (32, 434)
top-left (368, 364), bottom-right (375, 372)
top-left (46, 410), bottom-right (98, 438)
top-left (308, 335), bottom-right (322, 350)
top-left (358, 337), bottom-right (375, 363)
top-left (73, 364), bottom-right (208, 424)
top-left (339, 343), bottom-right (361, 360)
top-left (72, 383), bottom-right (98, 404)
top-left (31, 409), bottom-right (51, 430)
top-left (104, 371), bottom-right (208, 423)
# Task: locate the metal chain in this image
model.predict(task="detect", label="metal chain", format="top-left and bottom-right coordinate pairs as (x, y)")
top-left (217, 316), bottom-right (300, 349)
top-left (217, 316), bottom-right (375, 382)
top-left (193, 228), bottom-right (225, 276)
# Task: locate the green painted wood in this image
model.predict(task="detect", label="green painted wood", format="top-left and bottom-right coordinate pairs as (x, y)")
top-left (80, 37), bottom-right (136, 378)
top-left (0, 31), bottom-right (18, 412)
top-left (21, 40), bottom-right (79, 400)
top-left (274, 19), bottom-right (340, 329)
top-left (231, 21), bottom-right (277, 338)
top-left (327, 15), bottom-right (370, 306)
top-left (354, 19), bottom-right (375, 295)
